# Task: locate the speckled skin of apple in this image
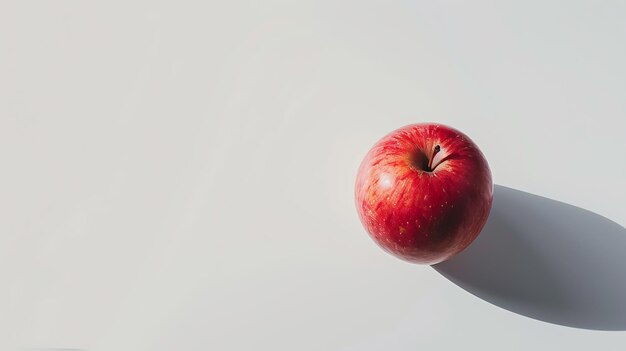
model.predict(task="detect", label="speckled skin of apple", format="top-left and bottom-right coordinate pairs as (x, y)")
top-left (355, 123), bottom-right (493, 265)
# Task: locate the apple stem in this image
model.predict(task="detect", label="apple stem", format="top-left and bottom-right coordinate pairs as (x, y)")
top-left (428, 145), bottom-right (441, 171)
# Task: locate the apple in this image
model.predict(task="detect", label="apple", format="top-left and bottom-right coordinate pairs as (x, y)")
top-left (355, 123), bottom-right (493, 264)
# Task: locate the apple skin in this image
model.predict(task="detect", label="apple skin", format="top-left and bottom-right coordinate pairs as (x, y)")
top-left (355, 123), bottom-right (493, 265)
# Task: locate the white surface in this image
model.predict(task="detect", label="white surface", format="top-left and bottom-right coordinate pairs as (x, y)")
top-left (1, 0), bottom-right (625, 350)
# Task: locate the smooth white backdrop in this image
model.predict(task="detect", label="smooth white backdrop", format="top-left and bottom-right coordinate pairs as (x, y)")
top-left (1, 0), bottom-right (625, 350)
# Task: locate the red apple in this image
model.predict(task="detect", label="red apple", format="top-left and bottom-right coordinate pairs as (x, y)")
top-left (355, 123), bottom-right (493, 264)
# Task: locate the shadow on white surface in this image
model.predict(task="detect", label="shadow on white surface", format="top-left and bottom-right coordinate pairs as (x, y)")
top-left (434, 185), bottom-right (626, 330)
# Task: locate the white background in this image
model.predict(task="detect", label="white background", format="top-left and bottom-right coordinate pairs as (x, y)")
top-left (1, 0), bottom-right (625, 350)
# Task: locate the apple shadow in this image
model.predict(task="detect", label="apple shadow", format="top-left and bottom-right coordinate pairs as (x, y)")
top-left (433, 185), bottom-right (626, 330)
